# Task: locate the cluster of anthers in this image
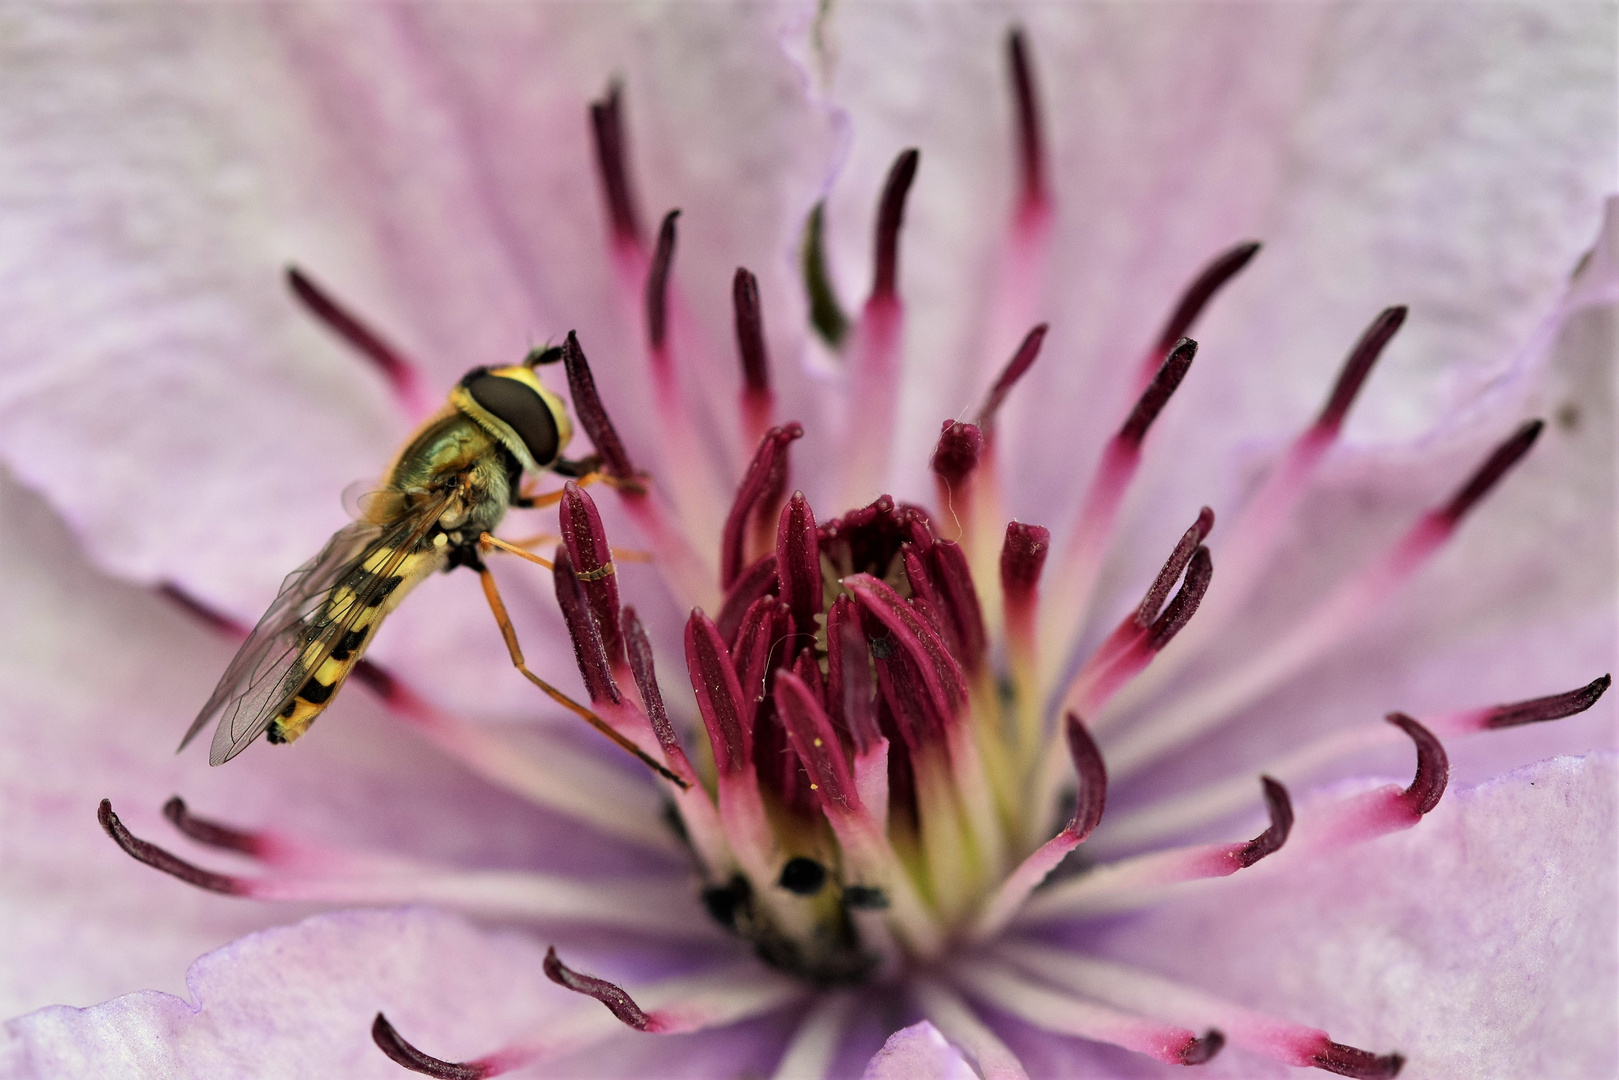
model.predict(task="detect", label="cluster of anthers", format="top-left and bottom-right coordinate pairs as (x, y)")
top-left (98, 27), bottom-right (1607, 1080)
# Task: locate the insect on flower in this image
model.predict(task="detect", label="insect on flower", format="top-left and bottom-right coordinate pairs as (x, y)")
top-left (176, 321), bottom-right (682, 785)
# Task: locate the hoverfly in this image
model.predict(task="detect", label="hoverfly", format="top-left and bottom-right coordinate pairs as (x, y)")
top-left (178, 344), bottom-right (671, 778)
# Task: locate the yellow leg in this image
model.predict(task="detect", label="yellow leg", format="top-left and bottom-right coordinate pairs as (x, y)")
top-left (475, 566), bottom-right (687, 789)
top-left (479, 532), bottom-right (554, 569)
top-left (485, 530), bottom-right (652, 565)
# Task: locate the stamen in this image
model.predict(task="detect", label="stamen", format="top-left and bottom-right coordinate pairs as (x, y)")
top-left (552, 549), bottom-right (621, 705)
top-left (801, 202), bottom-right (850, 348)
top-left (560, 331), bottom-right (640, 489)
top-left (846, 574), bottom-right (968, 743)
top-left (1314, 307), bottom-right (1407, 433)
top-left (1464, 673), bottom-right (1612, 731)
top-left (717, 553), bottom-right (779, 641)
top-left (1119, 336), bottom-right (1198, 449)
top-left (722, 424), bottom-right (803, 589)
top-left (1433, 419), bottom-right (1543, 529)
top-left (285, 266), bottom-right (429, 416)
top-left (733, 267), bottom-right (774, 442)
top-left (646, 209), bottom-right (680, 352)
top-left (827, 595), bottom-right (883, 753)
top-left (99, 800), bottom-right (242, 895)
top-left (775, 670), bottom-right (858, 812)
top-left (619, 607), bottom-right (686, 773)
top-left (1140, 243), bottom-right (1260, 389)
top-left (1006, 28), bottom-right (1047, 211)
top-left (871, 149), bottom-right (921, 303)
top-left (372, 1014), bottom-right (491, 1080)
top-left (543, 946), bottom-right (654, 1031)
top-left (1313, 1042), bottom-right (1408, 1079)
top-left (1021, 775), bottom-right (1291, 920)
top-left (162, 796), bottom-right (262, 858)
top-left (776, 492), bottom-right (822, 645)
top-left (1387, 713), bottom-right (1447, 816)
top-left (975, 324), bottom-right (1048, 433)
top-left (559, 483), bottom-right (624, 664)
top-left (926, 541), bottom-right (987, 673)
top-left (1136, 508), bottom-right (1214, 628)
top-left (1146, 546), bottom-right (1213, 652)
top-left (686, 611), bottom-right (753, 774)
top-left (931, 421), bottom-right (983, 494)
top-left (1290, 714), bottom-right (1448, 852)
top-left (999, 522), bottom-right (1051, 628)
top-left (590, 80), bottom-right (644, 246)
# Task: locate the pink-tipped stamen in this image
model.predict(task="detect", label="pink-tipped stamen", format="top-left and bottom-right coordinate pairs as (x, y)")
top-left (733, 267), bottom-right (775, 446)
top-left (959, 961), bottom-right (1224, 1066)
top-left (1108, 308), bottom-right (1407, 720)
top-left (995, 944), bottom-right (1404, 1078)
top-left (285, 265), bottom-right (432, 418)
top-left (970, 715), bottom-right (1105, 941)
top-left (1021, 776), bottom-right (1291, 920)
top-left (1133, 242), bottom-right (1261, 392)
top-left (1106, 420), bottom-right (1543, 779)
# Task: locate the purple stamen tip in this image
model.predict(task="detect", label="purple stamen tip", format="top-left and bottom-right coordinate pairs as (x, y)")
top-left (590, 80), bottom-right (643, 244)
top-left (1136, 508), bottom-right (1214, 628)
top-left (931, 420), bottom-right (984, 488)
top-left (871, 148), bottom-right (921, 302)
top-left (372, 1013), bottom-right (491, 1080)
top-left (1179, 1029), bottom-right (1226, 1066)
top-left (1001, 521), bottom-right (1052, 599)
top-left (1234, 776), bottom-right (1294, 868)
top-left (1315, 306), bottom-right (1406, 433)
top-left (162, 796), bottom-right (263, 857)
top-left (561, 331), bottom-right (641, 489)
top-left (1063, 713), bottom-right (1108, 841)
top-left (1146, 545), bottom-right (1213, 651)
top-left (560, 482), bottom-right (624, 665)
top-left (285, 265), bottom-right (418, 394)
top-left (1006, 27), bottom-right (1047, 208)
top-left (733, 267), bottom-right (771, 394)
top-left (622, 607), bottom-right (683, 759)
top-left (553, 548), bottom-right (621, 705)
top-left (1386, 713), bottom-right (1448, 816)
top-left (1483, 673), bottom-right (1611, 729)
top-left (1435, 419), bottom-right (1543, 528)
top-left (1311, 1041), bottom-right (1406, 1079)
top-left (647, 209), bottom-right (680, 350)
top-left (721, 423), bottom-right (804, 589)
top-left (977, 323), bottom-right (1049, 431)
top-left (1120, 336), bottom-right (1198, 448)
top-left (98, 799), bottom-right (242, 895)
top-left (1154, 242), bottom-right (1262, 355)
top-left (543, 946), bottom-right (653, 1031)
top-left (777, 492), bottom-right (822, 641)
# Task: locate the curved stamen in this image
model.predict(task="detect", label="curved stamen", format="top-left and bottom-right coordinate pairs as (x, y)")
top-left (977, 324), bottom-right (1048, 435)
top-left (647, 209), bottom-right (680, 352)
top-left (1139, 243), bottom-right (1261, 390)
top-left (1120, 336), bottom-right (1199, 448)
top-left (372, 1014), bottom-right (491, 1080)
top-left (1461, 672), bottom-right (1612, 731)
top-left (1136, 507), bottom-right (1215, 629)
top-left (1006, 28), bottom-right (1047, 211)
top-left (99, 800), bottom-right (241, 895)
top-left (561, 331), bottom-right (639, 486)
top-left (1290, 714), bottom-right (1449, 852)
top-left (544, 946), bottom-right (654, 1030)
top-left (162, 795), bottom-right (261, 857)
top-left (722, 424), bottom-right (803, 588)
top-left (285, 265), bottom-right (430, 417)
top-left (590, 80), bottom-right (644, 246)
top-left (871, 149), bottom-right (921, 303)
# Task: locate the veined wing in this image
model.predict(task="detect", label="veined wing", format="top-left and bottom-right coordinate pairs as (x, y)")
top-left (180, 491), bottom-right (449, 764)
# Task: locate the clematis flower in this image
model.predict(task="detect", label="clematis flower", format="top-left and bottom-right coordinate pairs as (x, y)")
top-left (0, 4), bottom-right (1614, 1079)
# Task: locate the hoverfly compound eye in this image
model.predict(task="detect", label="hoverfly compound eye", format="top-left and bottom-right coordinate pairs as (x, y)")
top-left (460, 368), bottom-right (568, 469)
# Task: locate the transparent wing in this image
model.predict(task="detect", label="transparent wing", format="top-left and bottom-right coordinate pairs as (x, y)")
top-left (180, 493), bottom-right (448, 764)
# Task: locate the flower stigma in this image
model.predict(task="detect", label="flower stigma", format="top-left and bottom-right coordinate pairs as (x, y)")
top-left (96, 25), bottom-right (1612, 1080)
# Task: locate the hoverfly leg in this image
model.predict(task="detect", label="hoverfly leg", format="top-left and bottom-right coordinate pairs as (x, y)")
top-left (478, 532), bottom-right (555, 569)
top-left (550, 453), bottom-right (603, 479)
top-left (474, 566), bottom-right (688, 789)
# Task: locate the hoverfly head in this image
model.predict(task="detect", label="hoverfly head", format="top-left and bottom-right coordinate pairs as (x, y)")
top-left (451, 363), bottom-right (575, 473)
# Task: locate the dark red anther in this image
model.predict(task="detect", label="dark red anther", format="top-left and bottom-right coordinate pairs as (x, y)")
top-left (590, 81), bottom-right (644, 245)
top-left (976, 323), bottom-right (1048, 432)
top-left (621, 607), bottom-right (686, 766)
top-left (1310, 1041), bottom-right (1405, 1079)
top-left (847, 574), bottom-right (967, 745)
top-left (1433, 419), bottom-right (1543, 529)
top-left (553, 548), bottom-right (620, 705)
top-left (1135, 508), bottom-right (1214, 628)
top-left (1178, 1030), bottom-right (1226, 1067)
top-left (686, 610), bottom-right (753, 774)
top-left (1119, 336), bottom-right (1198, 448)
top-left (776, 670), bottom-right (857, 812)
top-left (776, 492), bottom-right (822, 644)
top-left (162, 796), bottom-right (263, 858)
top-left (1006, 28), bottom-right (1047, 209)
top-left (1001, 521), bottom-right (1052, 608)
top-left (1145, 546), bottom-right (1212, 652)
top-left (1387, 713), bottom-right (1447, 816)
top-left (931, 421), bottom-right (984, 491)
top-left (871, 149), bottom-right (920, 303)
top-left (285, 266), bottom-right (419, 398)
top-left (646, 209), bottom-right (679, 351)
top-left (1314, 307), bottom-right (1406, 433)
top-left (827, 595), bottom-right (881, 753)
top-left (543, 946), bottom-right (653, 1030)
top-left (98, 799), bottom-right (242, 895)
top-left (733, 267), bottom-right (771, 395)
top-left (1063, 714), bottom-right (1108, 842)
top-left (1234, 777), bottom-right (1294, 868)
top-left (1152, 242), bottom-right (1261, 358)
top-left (733, 596), bottom-right (792, 720)
top-left (721, 424), bottom-right (804, 589)
top-left (717, 553), bottom-right (779, 644)
top-left (929, 541), bottom-right (987, 672)
top-left (372, 1014), bottom-right (491, 1080)
top-left (561, 332), bottom-right (641, 489)
top-left (560, 483), bottom-right (623, 666)
top-left (1482, 673), bottom-right (1611, 729)
top-left (351, 658), bottom-right (399, 703)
